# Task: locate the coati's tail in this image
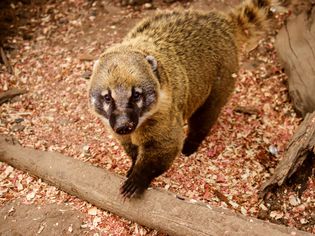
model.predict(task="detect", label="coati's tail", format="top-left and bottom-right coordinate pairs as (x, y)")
top-left (228, 0), bottom-right (284, 51)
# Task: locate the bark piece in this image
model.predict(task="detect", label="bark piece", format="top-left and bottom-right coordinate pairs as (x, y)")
top-left (121, 0), bottom-right (151, 6)
top-left (0, 47), bottom-right (14, 75)
top-left (260, 111), bottom-right (315, 197)
top-left (0, 88), bottom-right (27, 105)
top-left (275, 6), bottom-right (315, 117)
top-left (234, 106), bottom-right (259, 116)
top-left (0, 136), bottom-right (312, 236)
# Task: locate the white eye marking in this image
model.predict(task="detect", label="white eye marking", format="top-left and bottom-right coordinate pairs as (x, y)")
top-left (134, 87), bottom-right (143, 94)
top-left (101, 90), bottom-right (108, 96)
top-left (138, 100), bottom-right (143, 108)
top-left (137, 100), bottom-right (143, 108)
top-left (103, 102), bottom-right (110, 110)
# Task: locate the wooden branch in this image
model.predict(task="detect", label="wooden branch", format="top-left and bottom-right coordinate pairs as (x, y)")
top-left (260, 111), bottom-right (315, 197)
top-left (0, 88), bottom-right (27, 105)
top-left (0, 136), bottom-right (312, 236)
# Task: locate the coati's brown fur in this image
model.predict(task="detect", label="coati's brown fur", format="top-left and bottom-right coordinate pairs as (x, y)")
top-left (89, 0), bottom-right (283, 198)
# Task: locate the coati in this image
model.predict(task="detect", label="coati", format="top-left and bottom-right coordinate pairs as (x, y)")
top-left (89, 0), bottom-right (282, 198)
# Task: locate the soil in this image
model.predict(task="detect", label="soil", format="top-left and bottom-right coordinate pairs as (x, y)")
top-left (0, 201), bottom-right (89, 235)
top-left (0, 0), bottom-right (314, 235)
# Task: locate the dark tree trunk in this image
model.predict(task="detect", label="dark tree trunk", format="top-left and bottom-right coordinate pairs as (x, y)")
top-left (275, 2), bottom-right (315, 117)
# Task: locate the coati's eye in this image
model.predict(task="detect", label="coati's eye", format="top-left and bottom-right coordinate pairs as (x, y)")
top-left (103, 94), bottom-right (112, 104)
top-left (132, 91), bottom-right (142, 102)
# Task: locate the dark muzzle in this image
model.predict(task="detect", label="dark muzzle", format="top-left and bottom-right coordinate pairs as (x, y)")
top-left (110, 109), bottom-right (138, 135)
top-left (115, 122), bottom-right (136, 135)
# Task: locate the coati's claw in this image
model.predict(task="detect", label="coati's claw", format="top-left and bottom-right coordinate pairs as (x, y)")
top-left (120, 175), bottom-right (146, 199)
top-left (120, 181), bottom-right (136, 198)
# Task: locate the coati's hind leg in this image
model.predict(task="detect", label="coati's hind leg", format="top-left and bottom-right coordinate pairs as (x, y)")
top-left (182, 95), bottom-right (219, 156)
top-left (182, 73), bottom-right (236, 156)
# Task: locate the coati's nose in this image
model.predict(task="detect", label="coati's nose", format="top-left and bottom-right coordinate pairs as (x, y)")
top-left (115, 123), bottom-right (135, 135)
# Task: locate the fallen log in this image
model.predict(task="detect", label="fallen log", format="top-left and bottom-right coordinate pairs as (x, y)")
top-left (260, 111), bottom-right (315, 197)
top-left (0, 136), bottom-right (312, 236)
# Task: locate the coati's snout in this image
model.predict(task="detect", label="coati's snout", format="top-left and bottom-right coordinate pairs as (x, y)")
top-left (109, 108), bottom-right (139, 135)
top-left (89, 87), bottom-right (142, 135)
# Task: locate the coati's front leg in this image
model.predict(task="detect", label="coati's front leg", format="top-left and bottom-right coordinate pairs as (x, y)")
top-left (120, 120), bottom-right (184, 198)
top-left (117, 135), bottom-right (138, 177)
top-left (120, 143), bottom-right (176, 198)
top-left (121, 142), bottom-right (138, 177)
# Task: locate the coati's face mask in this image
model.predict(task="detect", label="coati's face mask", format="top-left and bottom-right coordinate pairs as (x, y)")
top-left (89, 54), bottom-right (159, 135)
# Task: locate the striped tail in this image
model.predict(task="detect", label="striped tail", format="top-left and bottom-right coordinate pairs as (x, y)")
top-left (228, 0), bottom-right (285, 51)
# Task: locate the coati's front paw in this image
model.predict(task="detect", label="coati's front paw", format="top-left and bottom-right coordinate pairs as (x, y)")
top-left (182, 139), bottom-right (199, 156)
top-left (120, 174), bottom-right (149, 199)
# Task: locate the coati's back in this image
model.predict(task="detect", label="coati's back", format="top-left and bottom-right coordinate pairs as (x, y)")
top-left (127, 11), bottom-right (239, 74)
top-left (122, 0), bottom-right (280, 118)
top-left (125, 11), bottom-right (239, 118)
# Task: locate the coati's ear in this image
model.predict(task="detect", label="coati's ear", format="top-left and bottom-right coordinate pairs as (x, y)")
top-left (145, 55), bottom-right (157, 72)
